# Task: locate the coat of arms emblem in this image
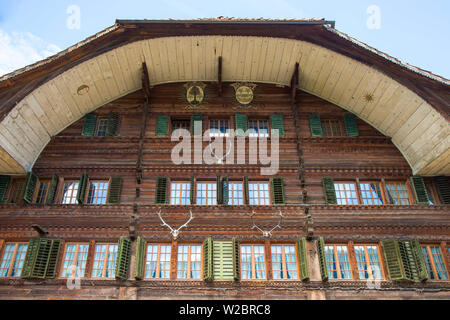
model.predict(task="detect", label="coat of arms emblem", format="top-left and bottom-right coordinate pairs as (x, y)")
top-left (231, 83), bottom-right (257, 105)
top-left (184, 82), bottom-right (206, 106)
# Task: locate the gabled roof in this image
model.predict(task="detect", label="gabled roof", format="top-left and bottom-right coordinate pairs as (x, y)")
top-left (0, 19), bottom-right (448, 176)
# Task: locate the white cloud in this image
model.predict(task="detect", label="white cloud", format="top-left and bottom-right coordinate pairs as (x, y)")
top-left (0, 29), bottom-right (61, 77)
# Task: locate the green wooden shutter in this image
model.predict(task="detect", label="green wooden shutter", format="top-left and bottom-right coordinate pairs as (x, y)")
top-left (192, 114), bottom-right (203, 137)
top-left (30, 239), bottom-right (53, 279)
top-left (398, 241), bottom-right (417, 281)
top-left (23, 172), bottom-right (38, 204)
top-left (410, 176), bottom-right (429, 204)
top-left (244, 176), bottom-right (249, 205)
top-left (411, 239), bottom-right (428, 281)
top-left (76, 172), bottom-right (88, 204)
top-left (134, 236), bottom-right (147, 280)
top-left (297, 237), bottom-right (310, 281)
top-left (343, 114), bottom-right (359, 137)
top-left (213, 241), bottom-right (234, 281)
top-left (106, 112), bottom-right (120, 137)
top-left (190, 175), bottom-right (195, 205)
top-left (322, 178), bottom-right (337, 205)
top-left (45, 239), bottom-right (62, 279)
top-left (232, 238), bottom-right (240, 281)
top-left (82, 114), bottom-right (97, 137)
top-left (155, 177), bottom-right (168, 204)
top-left (21, 238), bottom-right (40, 279)
top-left (0, 176), bottom-right (10, 204)
top-left (434, 176), bottom-right (450, 204)
top-left (156, 115), bottom-right (169, 137)
top-left (270, 114), bottom-right (285, 137)
top-left (203, 237), bottom-right (213, 282)
top-left (46, 173), bottom-right (59, 205)
top-left (309, 114), bottom-right (323, 137)
top-left (107, 177), bottom-right (123, 204)
top-left (217, 175), bottom-right (223, 205)
top-left (222, 175), bottom-right (229, 205)
top-left (317, 237), bottom-right (329, 282)
top-left (235, 113), bottom-right (248, 137)
top-left (381, 239), bottom-right (407, 281)
top-left (116, 237), bottom-right (132, 280)
top-left (271, 177), bottom-right (285, 205)
top-left (21, 238), bottom-right (61, 279)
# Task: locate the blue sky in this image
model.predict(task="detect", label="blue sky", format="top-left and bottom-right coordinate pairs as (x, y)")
top-left (0, 0), bottom-right (449, 78)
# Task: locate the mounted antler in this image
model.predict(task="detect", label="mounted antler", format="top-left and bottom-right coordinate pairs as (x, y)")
top-left (251, 210), bottom-right (284, 238)
top-left (157, 210), bottom-right (194, 240)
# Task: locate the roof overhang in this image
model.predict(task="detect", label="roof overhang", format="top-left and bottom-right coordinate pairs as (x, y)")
top-left (0, 20), bottom-right (448, 176)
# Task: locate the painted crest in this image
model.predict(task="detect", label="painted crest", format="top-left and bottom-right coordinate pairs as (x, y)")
top-left (231, 83), bottom-right (257, 105)
top-left (184, 82), bottom-right (206, 106)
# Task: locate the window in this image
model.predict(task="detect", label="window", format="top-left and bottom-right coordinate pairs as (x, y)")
top-left (385, 182), bottom-right (410, 205)
top-left (87, 181), bottom-right (109, 204)
top-left (177, 245), bottom-right (202, 280)
top-left (0, 243), bottom-right (28, 278)
top-left (172, 120), bottom-right (190, 133)
top-left (359, 182), bottom-right (384, 205)
top-left (271, 245), bottom-right (298, 280)
top-left (334, 182), bottom-right (359, 205)
top-left (60, 244), bottom-right (89, 278)
top-left (91, 244), bottom-right (118, 279)
top-left (425, 181), bottom-right (437, 205)
top-left (325, 245), bottom-right (352, 280)
top-left (321, 119), bottom-right (343, 137)
top-left (228, 182), bottom-right (244, 205)
top-left (354, 245), bottom-right (383, 280)
top-left (8, 180), bottom-right (25, 204)
top-left (210, 119), bottom-right (230, 137)
top-left (196, 182), bottom-right (217, 205)
top-left (95, 118), bottom-right (109, 137)
top-left (35, 180), bottom-right (50, 204)
top-left (249, 119), bottom-right (269, 138)
top-left (422, 246), bottom-right (448, 280)
top-left (145, 244), bottom-right (171, 279)
top-left (241, 245), bottom-right (266, 280)
top-left (170, 182), bottom-right (191, 205)
top-left (248, 182), bottom-right (270, 205)
top-left (61, 181), bottom-right (79, 204)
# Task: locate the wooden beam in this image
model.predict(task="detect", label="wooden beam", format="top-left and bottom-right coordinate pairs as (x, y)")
top-left (290, 62), bottom-right (299, 103)
top-left (218, 56), bottom-right (223, 97)
top-left (142, 62), bottom-right (151, 101)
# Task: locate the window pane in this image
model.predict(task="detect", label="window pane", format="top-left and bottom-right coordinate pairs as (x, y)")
top-left (248, 182), bottom-right (270, 206)
top-left (321, 120), bottom-right (342, 137)
top-left (145, 245), bottom-right (171, 279)
top-left (9, 181), bottom-right (25, 204)
top-left (171, 182), bottom-right (191, 205)
top-left (87, 181), bottom-right (109, 205)
top-left (0, 244), bottom-right (28, 278)
top-left (196, 183), bottom-right (216, 205)
top-left (334, 183), bottom-right (359, 205)
top-left (271, 245), bottom-right (298, 280)
top-left (35, 181), bottom-right (50, 204)
top-left (430, 246), bottom-right (448, 280)
top-left (62, 182), bottom-right (79, 204)
top-left (359, 183), bottom-right (383, 205)
top-left (228, 182), bottom-right (243, 205)
top-left (61, 244), bottom-right (89, 278)
top-left (95, 118), bottom-right (108, 137)
top-left (386, 183), bottom-right (410, 205)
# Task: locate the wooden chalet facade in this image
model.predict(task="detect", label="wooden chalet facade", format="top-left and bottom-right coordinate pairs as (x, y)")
top-left (0, 18), bottom-right (449, 300)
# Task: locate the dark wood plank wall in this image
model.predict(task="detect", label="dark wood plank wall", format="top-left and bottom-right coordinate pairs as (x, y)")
top-left (32, 83), bottom-right (412, 207)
